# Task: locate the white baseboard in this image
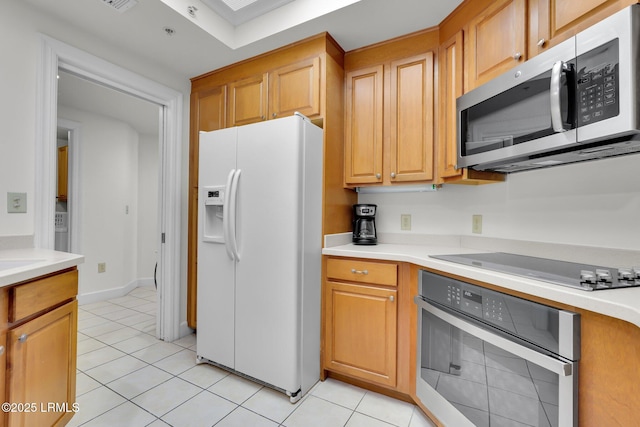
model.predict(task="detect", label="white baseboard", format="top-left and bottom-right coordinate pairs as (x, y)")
top-left (179, 321), bottom-right (194, 339)
top-left (77, 279), bottom-right (148, 305)
top-left (137, 277), bottom-right (156, 288)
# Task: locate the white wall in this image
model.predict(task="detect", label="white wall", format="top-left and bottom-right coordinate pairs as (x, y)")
top-left (0, 0), bottom-right (189, 321)
top-left (58, 106), bottom-right (140, 296)
top-left (137, 134), bottom-right (159, 281)
top-left (360, 154), bottom-right (640, 250)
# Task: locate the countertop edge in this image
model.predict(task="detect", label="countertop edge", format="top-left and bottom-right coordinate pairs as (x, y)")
top-left (323, 243), bottom-right (640, 329)
top-left (0, 248), bottom-right (85, 288)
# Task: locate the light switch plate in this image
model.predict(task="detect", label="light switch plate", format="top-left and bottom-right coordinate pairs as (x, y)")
top-left (7, 192), bottom-right (27, 213)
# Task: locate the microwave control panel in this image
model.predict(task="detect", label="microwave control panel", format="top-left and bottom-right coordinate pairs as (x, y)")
top-left (577, 38), bottom-right (619, 126)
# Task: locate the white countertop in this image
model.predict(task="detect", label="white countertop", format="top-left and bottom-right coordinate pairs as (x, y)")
top-left (323, 235), bottom-right (640, 329)
top-left (0, 248), bottom-right (84, 288)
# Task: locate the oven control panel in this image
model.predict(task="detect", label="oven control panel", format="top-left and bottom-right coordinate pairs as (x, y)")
top-left (419, 270), bottom-right (566, 340)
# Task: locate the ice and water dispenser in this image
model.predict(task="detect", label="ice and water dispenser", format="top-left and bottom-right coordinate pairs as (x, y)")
top-left (202, 186), bottom-right (225, 243)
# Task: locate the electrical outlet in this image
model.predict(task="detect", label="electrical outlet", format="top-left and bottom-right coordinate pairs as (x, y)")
top-left (472, 215), bottom-right (483, 234)
top-left (98, 262), bottom-right (106, 273)
top-left (401, 214), bottom-right (412, 231)
top-left (7, 192), bottom-right (27, 213)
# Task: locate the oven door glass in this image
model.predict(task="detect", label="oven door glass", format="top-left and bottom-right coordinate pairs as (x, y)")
top-left (418, 300), bottom-right (576, 427)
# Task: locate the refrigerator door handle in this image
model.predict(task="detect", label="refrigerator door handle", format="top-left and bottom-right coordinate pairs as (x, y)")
top-left (229, 169), bottom-right (241, 261)
top-left (223, 169), bottom-right (236, 260)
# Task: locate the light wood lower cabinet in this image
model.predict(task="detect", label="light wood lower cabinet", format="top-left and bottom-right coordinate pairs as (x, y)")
top-left (323, 258), bottom-right (399, 388)
top-left (324, 282), bottom-right (397, 387)
top-left (7, 301), bottom-right (77, 427)
top-left (0, 268), bottom-right (78, 427)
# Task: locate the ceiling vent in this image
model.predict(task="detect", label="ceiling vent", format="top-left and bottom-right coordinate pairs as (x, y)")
top-left (99, 0), bottom-right (138, 13)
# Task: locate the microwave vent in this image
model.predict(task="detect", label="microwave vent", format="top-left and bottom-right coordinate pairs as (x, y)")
top-left (99, 0), bottom-right (138, 13)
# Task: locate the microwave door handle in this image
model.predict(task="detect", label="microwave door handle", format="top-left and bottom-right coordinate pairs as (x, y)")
top-left (550, 60), bottom-right (568, 133)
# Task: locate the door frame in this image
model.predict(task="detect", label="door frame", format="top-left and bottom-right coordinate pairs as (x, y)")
top-left (34, 34), bottom-right (184, 342)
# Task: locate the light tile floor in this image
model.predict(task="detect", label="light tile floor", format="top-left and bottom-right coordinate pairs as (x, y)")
top-left (69, 286), bottom-right (437, 427)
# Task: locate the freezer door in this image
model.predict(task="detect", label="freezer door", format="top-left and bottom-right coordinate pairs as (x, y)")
top-left (196, 128), bottom-right (238, 369)
top-left (233, 115), bottom-right (320, 392)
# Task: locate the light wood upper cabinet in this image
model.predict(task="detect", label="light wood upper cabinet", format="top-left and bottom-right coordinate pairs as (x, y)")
top-left (389, 53), bottom-right (434, 183)
top-left (344, 49), bottom-right (435, 186)
top-left (438, 32), bottom-right (465, 180)
top-left (466, 0), bottom-right (527, 90)
top-left (344, 65), bottom-right (384, 185)
top-left (229, 73), bottom-right (268, 127)
top-left (530, 0), bottom-right (636, 55)
top-left (195, 85), bottom-right (227, 133)
top-left (269, 57), bottom-right (321, 120)
top-left (229, 57), bottom-right (321, 127)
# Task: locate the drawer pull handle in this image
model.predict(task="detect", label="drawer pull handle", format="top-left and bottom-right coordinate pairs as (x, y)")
top-left (389, 295), bottom-right (395, 302)
top-left (351, 269), bottom-right (369, 275)
top-left (18, 334), bottom-right (28, 343)
top-left (0, 345), bottom-right (4, 355)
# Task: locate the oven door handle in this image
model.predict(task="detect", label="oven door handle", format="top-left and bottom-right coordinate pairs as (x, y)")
top-left (415, 296), bottom-right (574, 377)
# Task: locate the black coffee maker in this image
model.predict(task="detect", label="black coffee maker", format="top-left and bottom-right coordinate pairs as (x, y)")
top-left (352, 204), bottom-right (377, 245)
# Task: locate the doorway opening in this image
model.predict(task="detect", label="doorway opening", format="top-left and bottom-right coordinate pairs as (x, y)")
top-left (35, 34), bottom-right (185, 342)
top-left (56, 70), bottom-right (161, 313)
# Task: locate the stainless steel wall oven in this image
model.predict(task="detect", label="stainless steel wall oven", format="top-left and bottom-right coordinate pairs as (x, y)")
top-left (415, 270), bottom-right (580, 426)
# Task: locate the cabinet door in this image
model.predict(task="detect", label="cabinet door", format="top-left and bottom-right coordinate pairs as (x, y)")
top-left (438, 31), bottom-right (465, 180)
top-left (344, 65), bottom-right (384, 185)
top-left (57, 146), bottom-right (68, 202)
top-left (269, 57), bottom-right (320, 120)
top-left (195, 85), bottom-right (227, 132)
top-left (531, 0), bottom-right (633, 55)
top-left (187, 84), bottom-right (227, 329)
top-left (7, 301), bottom-right (77, 427)
top-left (0, 332), bottom-right (5, 427)
top-left (229, 73), bottom-right (268, 127)
top-left (467, 0), bottom-right (526, 90)
top-left (324, 281), bottom-right (397, 387)
top-left (389, 53), bottom-right (434, 183)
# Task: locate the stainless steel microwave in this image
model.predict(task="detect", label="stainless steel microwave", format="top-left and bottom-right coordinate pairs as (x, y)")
top-left (456, 5), bottom-right (640, 173)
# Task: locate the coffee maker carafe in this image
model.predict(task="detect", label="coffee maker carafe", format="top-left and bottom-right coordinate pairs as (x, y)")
top-left (352, 204), bottom-right (377, 245)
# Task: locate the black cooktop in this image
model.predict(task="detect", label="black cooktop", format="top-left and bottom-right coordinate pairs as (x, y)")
top-left (430, 252), bottom-right (639, 291)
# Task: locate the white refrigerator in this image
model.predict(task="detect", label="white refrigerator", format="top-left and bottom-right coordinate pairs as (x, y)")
top-left (196, 113), bottom-right (323, 403)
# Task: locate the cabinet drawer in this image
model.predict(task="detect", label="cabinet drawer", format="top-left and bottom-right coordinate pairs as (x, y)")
top-left (10, 269), bottom-right (78, 323)
top-left (326, 258), bottom-right (397, 286)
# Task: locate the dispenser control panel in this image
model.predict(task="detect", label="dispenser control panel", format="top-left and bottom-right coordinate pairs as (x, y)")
top-left (205, 189), bottom-right (224, 206)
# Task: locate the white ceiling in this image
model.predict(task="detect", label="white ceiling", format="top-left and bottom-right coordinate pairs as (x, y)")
top-left (27, 0), bottom-right (463, 136)
top-left (25, 0), bottom-right (463, 79)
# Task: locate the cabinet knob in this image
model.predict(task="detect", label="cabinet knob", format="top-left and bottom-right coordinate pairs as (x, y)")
top-left (537, 38), bottom-right (546, 47)
top-left (351, 268), bottom-right (368, 275)
top-left (375, 173), bottom-right (381, 180)
top-left (390, 172), bottom-right (396, 179)
top-left (18, 334), bottom-right (28, 343)
top-left (389, 295), bottom-right (395, 302)
top-left (261, 115), bottom-right (266, 120)
top-left (513, 52), bottom-right (522, 60)
top-left (272, 113), bottom-right (277, 118)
